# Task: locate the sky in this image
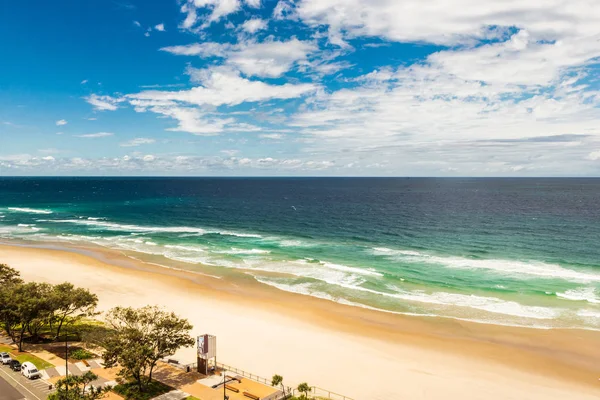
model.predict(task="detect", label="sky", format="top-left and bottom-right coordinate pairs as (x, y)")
top-left (1, 0), bottom-right (600, 176)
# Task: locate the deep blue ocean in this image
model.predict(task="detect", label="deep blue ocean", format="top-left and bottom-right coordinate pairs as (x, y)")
top-left (1, 177), bottom-right (599, 329)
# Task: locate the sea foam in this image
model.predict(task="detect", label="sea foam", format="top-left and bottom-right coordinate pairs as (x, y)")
top-left (372, 247), bottom-right (600, 283)
top-left (7, 207), bottom-right (53, 214)
top-left (47, 219), bottom-right (261, 238)
top-left (556, 287), bottom-right (600, 304)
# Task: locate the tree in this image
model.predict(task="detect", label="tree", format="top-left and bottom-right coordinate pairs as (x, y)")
top-left (0, 264), bottom-right (22, 285)
top-left (272, 374), bottom-right (286, 397)
top-left (0, 265), bottom-right (22, 342)
top-left (12, 282), bottom-right (54, 350)
top-left (297, 382), bottom-right (311, 399)
top-left (48, 371), bottom-right (110, 400)
top-left (50, 282), bottom-right (98, 340)
top-left (102, 306), bottom-right (195, 392)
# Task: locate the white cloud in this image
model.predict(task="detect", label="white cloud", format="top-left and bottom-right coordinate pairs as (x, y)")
top-left (155, 23), bottom-right (165, 31)
top-left (128, 67), bottom-right (317, 108)
top-left (133, 20), bottom-right (141, 27)
top-left (80, 79), bottom-right (88, 84)
top-left (120, 138), bottom-right (156, 147)
top-left (85, 94), bottom-right (123, 111)
top-left (144, 32), bottom-right (150, 37)
top-left (273, 1), bottom-right (295, 20)
top-left (56, 132), bottom-right (64, 135)
top-left (55, 119), bottom-right (67, 126)
top-left (259, 133), bottom-right (284, 140)
top-left (241, 18), bottom-right (267, 33)
top-left (244, 0), bottom-right (260, 8)
top-left (162, 38), bottom-right (317, 78)
top-left (161, 42), bottom-right (231, 57)
top-left (180, 0), bottom-right (241, 29)
top-left (87, 117), bottom-right (97, 121)
top-left (75, 132), bottom-right (114, 138)
top-left (296, 0), bottom-right (600, 46)
top-left (587, 151), bottom-right (600, 161)
top-left (0, 154), bottom-right (337, 174)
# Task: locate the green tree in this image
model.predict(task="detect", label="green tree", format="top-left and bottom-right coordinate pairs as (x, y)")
top-left (0, 264), bottom-right (22, 285)
top-left (48, 371), bottom-right (110, 400)
top-left (297, 382), bottom-right (311, 399)
top-left (50, 282), bottom-right (98, 340)
top-left (271, 374), bottom-right (286, 397)
top-left (12, 282), bottom-right (54, 350)
top-left (0, 265), bottom-right (22, 342)
top-left (102, 306), bottom-right (195, 392)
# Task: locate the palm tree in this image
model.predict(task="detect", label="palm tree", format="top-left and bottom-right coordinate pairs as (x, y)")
top-left (271, 374), bottom-right (286, 397)
top-left (297, 382), bottom-right (311, 399)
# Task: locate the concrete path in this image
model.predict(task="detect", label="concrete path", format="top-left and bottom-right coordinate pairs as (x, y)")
top-left (153, 389), bottom-right (190, 400)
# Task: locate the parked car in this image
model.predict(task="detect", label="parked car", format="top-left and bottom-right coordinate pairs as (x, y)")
top-left (9, 360), bottom-right (21, 371)
top-left (0, 352), bottom-right (11, 365)
top-left (21, 361), bottom-right (41, 379)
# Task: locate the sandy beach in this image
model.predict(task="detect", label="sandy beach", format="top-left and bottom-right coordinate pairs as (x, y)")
top-left (1, 242), bottom-right (599, 400)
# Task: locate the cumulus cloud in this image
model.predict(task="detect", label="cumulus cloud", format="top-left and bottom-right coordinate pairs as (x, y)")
top-left (162, 38), bottom-right (317, 78)
top-left (75, 132), bottom-right (114, 138)
top-left (154, 23), bottom-right (165, 31)
top-left (296, 0), bottom-right (600, 46)
top-left (241, 18), bottom-right (267, 33)
top-left (0, 154), bottom-right (337, 174)
top-left (244, 0), bottom-right (260, 7)
top-left (180, 0), bottom-right (241, 29)
top-left (55, 119), bottom-right (67, 126)
top-left (128, 67), bottom-right (316, 108)
top-left (120, 137), bottom-right (156, 147)
top-left (85, 94), bottom-right (123, 111)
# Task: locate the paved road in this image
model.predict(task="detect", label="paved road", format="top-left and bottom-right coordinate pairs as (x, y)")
top-left (0, 367), bottom-right (51, 400)
top-left (0, 374), bottom-right (26, 400)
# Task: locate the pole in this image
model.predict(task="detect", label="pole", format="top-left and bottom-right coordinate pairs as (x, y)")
top-left (223, 368), bottom-right (228, 400)
top-left (65, 326), bottom-right (68, 398)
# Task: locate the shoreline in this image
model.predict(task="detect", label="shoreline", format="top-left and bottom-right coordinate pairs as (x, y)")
top-left (1, 241), bottom-right (599, 399)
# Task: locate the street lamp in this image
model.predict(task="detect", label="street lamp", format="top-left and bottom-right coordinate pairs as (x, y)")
top-left (223, 368), bottom-right (228, 400)
top-left (65, 326), bottom-right (69, 397)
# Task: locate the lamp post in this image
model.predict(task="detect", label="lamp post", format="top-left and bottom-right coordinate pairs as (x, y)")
top-left (223, 368), bottom-right (228, 400)
top-left (65, 326), bottom-right (69, 398)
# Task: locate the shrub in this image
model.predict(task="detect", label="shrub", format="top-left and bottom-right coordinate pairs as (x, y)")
top-left (69, 348), bottom-right (95, 360)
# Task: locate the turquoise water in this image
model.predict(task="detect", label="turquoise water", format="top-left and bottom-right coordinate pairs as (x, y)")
top-left (0, 177), bottom-right (599, 329)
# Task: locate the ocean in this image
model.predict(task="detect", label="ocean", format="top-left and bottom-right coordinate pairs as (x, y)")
top-left (1, 177), bottom-right (599, 330)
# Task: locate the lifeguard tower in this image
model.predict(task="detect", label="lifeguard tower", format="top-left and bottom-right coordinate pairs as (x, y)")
top-left (197, 334), bottom-right (217, 376)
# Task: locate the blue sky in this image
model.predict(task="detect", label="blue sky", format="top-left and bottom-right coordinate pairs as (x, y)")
top-left (1, 0), bottom-right (599, 176)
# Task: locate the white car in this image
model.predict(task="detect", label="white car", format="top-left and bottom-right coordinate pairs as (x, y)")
top-left (0, 352), bottom-right (11, 365)
top-left (21, 361), bottom-right (41, 379)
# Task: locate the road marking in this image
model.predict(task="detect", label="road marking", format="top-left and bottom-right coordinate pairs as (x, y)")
top-left (0, 369), bottom-right (43, 400)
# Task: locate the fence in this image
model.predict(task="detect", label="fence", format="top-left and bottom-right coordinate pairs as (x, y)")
top-left (290, 386), bottom-right (355, 400)
top-left (170, 359), bottom-right (354, 400)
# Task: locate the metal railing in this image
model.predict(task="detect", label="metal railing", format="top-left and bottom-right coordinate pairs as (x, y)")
top-left (171, 359), bottom-right (353, 400)
top-left (290, 386), bottom-right (354, 400)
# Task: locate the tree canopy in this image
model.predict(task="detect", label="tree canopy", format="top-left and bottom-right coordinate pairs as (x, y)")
top-left (48, 371), bottom-right (110, 400)
top-left (0, 264), bottom-right (98, 351)
top-left (102, 306), bottom-right (195, 392)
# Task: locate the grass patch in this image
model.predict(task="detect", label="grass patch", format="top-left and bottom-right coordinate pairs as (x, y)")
top-left (112, 380), bottom-right (174, 400)
top-left (69, 348), bottom-right (96, 360)
top-left (0, 344), bottom-right (54, 370)
top-left (185, 397), bottom-right (201, 400)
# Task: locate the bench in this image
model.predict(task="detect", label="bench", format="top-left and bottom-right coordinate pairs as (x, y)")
top-left (225, 384), bottom-right (239, 393)
top-left (243, 392), bottom-right (260, 400)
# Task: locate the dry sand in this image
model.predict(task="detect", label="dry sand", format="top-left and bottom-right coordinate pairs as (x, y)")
top-left (1, 243), bottom-right (599, 400)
